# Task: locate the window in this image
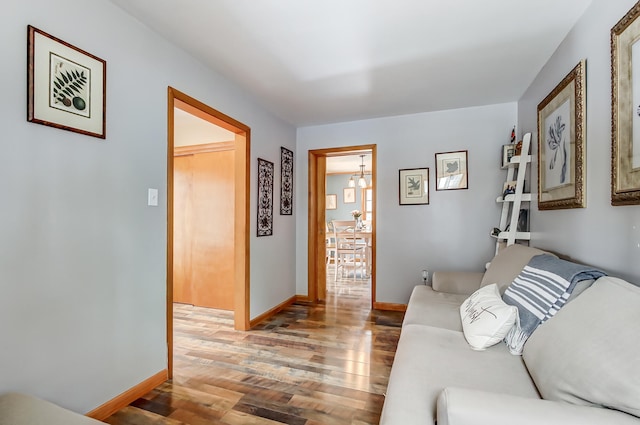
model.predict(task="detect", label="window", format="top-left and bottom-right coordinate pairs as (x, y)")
top-left (363, 188), bottom-right (373, 222)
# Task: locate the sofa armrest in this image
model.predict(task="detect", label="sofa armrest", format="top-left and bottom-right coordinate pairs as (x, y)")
top-left (437, 388), bottom-right (638, 425)
top-left (431, 271), bottom-right (484, 295)
top-left (0, 392), bottom-right (103, 425)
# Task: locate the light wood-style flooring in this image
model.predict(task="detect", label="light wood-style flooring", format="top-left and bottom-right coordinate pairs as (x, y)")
top-left (105, 272), bottom-right (403, 425)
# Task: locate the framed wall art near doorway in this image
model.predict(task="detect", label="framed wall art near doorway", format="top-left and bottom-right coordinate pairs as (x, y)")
top-left (280, 147), bottom-right (293, 215)
top-left (326, 194), bottom-right (337, 210)
top-left (257, 158), bottom-right (274, 236)
top-left (27, 25), bottom-right (106, 139)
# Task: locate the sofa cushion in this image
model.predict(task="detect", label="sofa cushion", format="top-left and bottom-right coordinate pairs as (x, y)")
top-left (480, 244), bottom-right (551, 293)
top-left (0, 392), bottom-right (103, 425)
top-left (379, 324), bottom-right (540, 425)
top-left (402, 285), bottom-right (467, 330)
top-left (523, 276), bottom-right (640, 417)
top-left (460, 284), bottom-right (517, 351)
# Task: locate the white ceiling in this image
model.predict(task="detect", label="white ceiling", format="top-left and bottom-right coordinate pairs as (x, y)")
top-left (110, 0), bottom-right (592, 126)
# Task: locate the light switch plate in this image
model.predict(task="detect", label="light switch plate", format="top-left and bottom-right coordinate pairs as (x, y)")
top-left (148, 188), bottom-right (158, 206)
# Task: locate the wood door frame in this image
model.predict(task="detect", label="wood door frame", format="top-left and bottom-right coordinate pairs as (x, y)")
top-left (167, 87), bottom-right (251, 379)
top-left (308, 145), bottom-right (377, 304)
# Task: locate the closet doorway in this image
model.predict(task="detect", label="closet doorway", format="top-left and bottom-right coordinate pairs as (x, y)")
top-left (167, 87), bottom-right (250, 378)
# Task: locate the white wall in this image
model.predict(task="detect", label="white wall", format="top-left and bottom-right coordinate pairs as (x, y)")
top-left (518, 0), bottom-right (640, 283)
top-left (0, 0), bottom-right (296, 413)
top-left (296, 103), bottom-right (517, 304)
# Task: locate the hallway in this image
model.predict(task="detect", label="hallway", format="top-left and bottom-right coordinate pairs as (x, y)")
top-left (105, 276), bottom-right (404, 424)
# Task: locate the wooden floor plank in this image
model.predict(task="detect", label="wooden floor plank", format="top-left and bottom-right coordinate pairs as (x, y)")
top-left (105, 272), bottom-right (404, 425)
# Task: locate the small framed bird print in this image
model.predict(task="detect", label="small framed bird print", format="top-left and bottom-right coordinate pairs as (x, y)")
top-left (399, 168), bottom-right (429, 205)
top-left (435, 150), bottom-right (468, 190)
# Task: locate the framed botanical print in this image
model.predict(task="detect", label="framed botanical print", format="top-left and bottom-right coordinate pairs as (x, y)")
top-left (399, 168), bottom-right (429, 205)
top-left (343, 187), bottom-right (356, 203)
top-left (611, 2), bottom-right (640, 205)
top-left (27, 25), bottom-right (106, 139)
top-left (326, 194), bottom-right (337, 210)
top-left (537, 60), bottom-right (586, 210)
top-left (435, 150), bottom-right (468, 190)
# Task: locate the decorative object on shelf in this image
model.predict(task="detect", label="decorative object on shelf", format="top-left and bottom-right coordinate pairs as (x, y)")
top-left (27, 25), bottom-right (106, 139)
top-left (257, 158), bottom-right (274, 236)
top-left (611, 2), bottom-right (640, 206)
top-left (326, 194), bottom-right (337, 210)
top-left (537, 59), bottom-right (586, 210)
top-left (502, 181), bottom-right (516, 199)
top-left (347, 154), bottom-right (371, 188)
top-left (501, 145), bottom-right (515, 169)
top-left (515, 139), bottom-right (524, 156)
top-left (510, 126), bottom-right (516, 144)
top-left (343, 187), bottom-right (356, 204)
top-left (280, 147), bottom-right (293, 215)
top-left (517, 209), bottom-right (529, 232)
top-left (399, 168), bottom-right (429, 205)
top-left (435, 150), bottom-right (468, 190)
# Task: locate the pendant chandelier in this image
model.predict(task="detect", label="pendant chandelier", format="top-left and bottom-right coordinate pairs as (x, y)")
top-left (348, 154), bottom-right (369, 188)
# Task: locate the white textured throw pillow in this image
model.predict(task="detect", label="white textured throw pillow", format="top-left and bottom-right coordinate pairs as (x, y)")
top-left (460, 283), bottom-right (518, 350)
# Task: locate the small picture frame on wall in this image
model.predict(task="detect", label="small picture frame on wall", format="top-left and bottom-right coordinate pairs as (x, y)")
top-left (27, 25), bottom-right (106, 139)
top-left (399, 168), bottom-right (429, 205)
top-left (343, 187), bottom-right (356, 204)
top-left (326, 194), bottom-right (337, 210)
top-left (435, 150), bottom-right (468, 190)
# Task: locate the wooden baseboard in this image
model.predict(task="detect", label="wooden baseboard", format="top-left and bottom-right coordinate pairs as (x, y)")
top-left (373, 302), bottom-right (407, 312)
top-left (295, 295), bottom-right (313, 303)
top-left (249, 295), bottom-right (297, 328)
top-left (86, 369), bottom-right (167, 420)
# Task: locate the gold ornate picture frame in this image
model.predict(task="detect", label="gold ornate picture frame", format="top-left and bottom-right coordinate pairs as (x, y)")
top-left (537, 60), bottom-right (586, 210)
top-left (611, 2), bottom-right (640, 205)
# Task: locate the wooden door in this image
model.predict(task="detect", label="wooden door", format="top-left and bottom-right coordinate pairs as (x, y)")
top-left (174, 148), bottom-right (235, 310)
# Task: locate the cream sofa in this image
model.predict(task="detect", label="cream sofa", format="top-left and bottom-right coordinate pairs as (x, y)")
top-left (379, 244), bottom-right (640, 425)
top-left (0, 392), bottom-right (103, 425)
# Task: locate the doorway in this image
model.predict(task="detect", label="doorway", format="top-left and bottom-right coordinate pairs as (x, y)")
top-left (308, 144), bottom-right (377, 305)
top-left (167, 87), bottom-right (251, 379)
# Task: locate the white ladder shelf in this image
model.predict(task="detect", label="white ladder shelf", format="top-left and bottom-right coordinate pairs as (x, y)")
top-left (493, 132), bottom-right (532, 254)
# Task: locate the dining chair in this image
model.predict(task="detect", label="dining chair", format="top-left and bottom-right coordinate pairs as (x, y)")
top-left (331, 220), bottom-right (367, 281)
top-left (325, 221), bottom-right (337, 274)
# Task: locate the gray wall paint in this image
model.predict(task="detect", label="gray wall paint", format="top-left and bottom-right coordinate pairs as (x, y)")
top-left (518, 0), bottom-right (640, 283)
top-left (296, 103), bottom-right (518, 304)
top-left (1, 0), bottom-right (295, 413)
